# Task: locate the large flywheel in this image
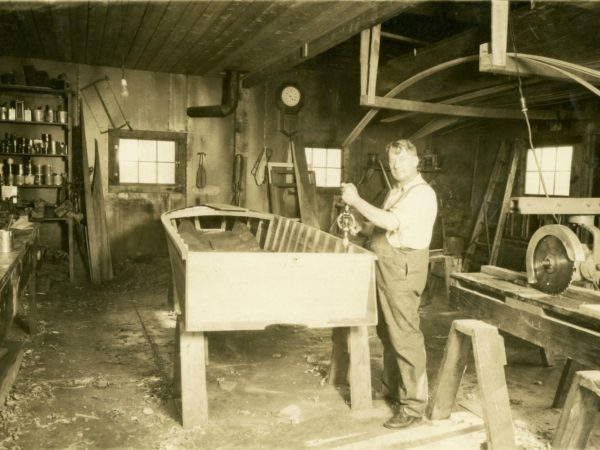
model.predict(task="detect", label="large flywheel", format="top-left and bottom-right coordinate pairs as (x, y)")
top-left (526, 224), bottom-right (586, 295)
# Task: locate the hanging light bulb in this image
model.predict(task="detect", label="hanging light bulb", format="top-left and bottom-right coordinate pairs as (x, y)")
top-left (120, 66), bottom-right (129, 98)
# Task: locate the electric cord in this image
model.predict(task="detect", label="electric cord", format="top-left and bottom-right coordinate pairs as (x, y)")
top-left (509, 22), bottom-right (559, 223)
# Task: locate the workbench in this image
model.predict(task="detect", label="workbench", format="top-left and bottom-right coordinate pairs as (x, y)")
top-left (0, 226), bottom-right (39, 343)
top-left (0, 225), bottom-right (39, 407)
top-left (450, 265), bottom-right (600, 373)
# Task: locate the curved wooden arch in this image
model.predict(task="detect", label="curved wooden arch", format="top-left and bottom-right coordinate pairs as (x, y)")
top-left (342, 55), bottom-right (479, 149)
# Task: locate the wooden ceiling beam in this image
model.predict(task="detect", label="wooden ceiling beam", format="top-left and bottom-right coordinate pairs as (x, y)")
top-left (361, 95), bottom-right (557, 120)
top-left (242, 2), bottom-right (413, 88)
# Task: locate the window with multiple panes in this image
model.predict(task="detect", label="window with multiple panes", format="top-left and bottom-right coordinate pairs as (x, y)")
top-left (304, 147), bottom-right (342, 188)
top-left (524, 145), bottom-right (573, 196)
top-left (109, 130), bottom-right (185, 191)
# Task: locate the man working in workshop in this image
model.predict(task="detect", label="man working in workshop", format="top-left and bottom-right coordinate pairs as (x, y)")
top-left (341, 139), bottom-right (437, 429)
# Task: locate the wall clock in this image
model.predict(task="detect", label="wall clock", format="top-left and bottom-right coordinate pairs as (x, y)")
top-left (276, 82), bottom-right (304, 114)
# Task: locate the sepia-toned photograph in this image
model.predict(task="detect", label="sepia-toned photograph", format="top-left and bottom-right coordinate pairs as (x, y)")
top-left (0, 1), bottom-right (598, 448)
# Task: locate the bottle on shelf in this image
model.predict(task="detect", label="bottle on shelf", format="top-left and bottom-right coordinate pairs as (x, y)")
top-left (44, 105), bottom-right (54, 123)
top-left (24, 160), bottom-right (33, 185)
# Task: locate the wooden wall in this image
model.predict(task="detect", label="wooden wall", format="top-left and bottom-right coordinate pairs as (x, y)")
top-left (0, 56), bottom-right (236, 264)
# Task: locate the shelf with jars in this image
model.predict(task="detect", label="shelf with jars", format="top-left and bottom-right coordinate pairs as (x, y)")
top-left (0, 83), bottom-right (74, 282)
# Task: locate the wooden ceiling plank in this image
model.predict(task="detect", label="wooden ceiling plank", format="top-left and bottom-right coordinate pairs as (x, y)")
top-left (0, 10), bottom-right (25, 57)
top-left (187, 2), bottom-right (275, 76)
top-left (12, 8), bottom-right (39, 58)
top-left (135, 2), bottom-right (193, 71)
top-left (98, 1), bottom-right (127, 67)
top-left (243, 2), bottom-right (413, 88)
top-left (193, 2), bottom-right (289, 75)
top-left (146, 1), bottom-right (208, 73)
top-left (160, 1), bottom-right (231, 74)
top-left (68, 1), bottom-right (89, 64)
top-left (114, 2), bottom-right (150, 67)
top-left (124, 1), bottom-right (170, 69)
top-left (85, 0), bottom-right (108, 65)
top-left (51, 3), bottom-right (74, 63)
top-left (173, 1), bottom-right (255, 75)
top-left (167, 1), bottom-right (242, 74)
top-left (237, 2), bottom-right (362, 74)
top-left (29, 3), bottom-right (56, 61)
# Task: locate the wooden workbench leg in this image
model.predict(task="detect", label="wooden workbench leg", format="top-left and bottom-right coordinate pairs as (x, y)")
top-left (27, 249), bottom-right (37, 334)
top-left (539, 347), bottom-right (556, 367)
top-left (553, 358), bottom-right (587, 409)
top-left (552, 371), bottom-right (600, 450)
top-left (179, 320), bottom-right (208, 428)
top-left (348, 326), bottom-right (372, 410)
top-left (329, 327), bottom-right (349, 386)
top-left (67, 218), bottom-right (75, 283)
top-left (427, 324), bottom-right (471, 420)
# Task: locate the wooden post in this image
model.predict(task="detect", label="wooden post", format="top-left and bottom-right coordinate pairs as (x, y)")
top-left (553, 358), bottom-right (588, 409)
top-left (552, 370), bottom-right (600, 450)
top-left (347, 326), bottom-right (372, 410)
top-left (178, 317), bottom-right (208, 428)
top-left (427, 319), bottom-right (516, 450)
top-left (329, 327), bottom-right (349, 386)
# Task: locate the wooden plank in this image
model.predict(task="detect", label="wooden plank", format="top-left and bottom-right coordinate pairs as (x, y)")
top-left (98, 0), bottom-right (126, 66)
top-left (451, 285), bottom-right (600, 367)
top-left (124, 1), bottom-right (169, 68)
top-left (112, 2), bottom-right (148, 66)
top-left (263, 218), bottom-right (275, 250)
top-left (291, 140), bottom-right (320, 229)
top-left (243, 2), bottom-right (411, 87)
top-left (84, 1), bottom-right (108, 65)
top-left (491, 0), bottom-right (509, 67)
top-left (470, 326), bottom-right (516, 450)
top-left (67, 2), bottom-right (89, 63)
top-left (359, 28), bottom-right (370, 97)
top-left (329, 327), bottom-right (349, 386)
top-left (51, 1), bottom-right (73, 62)
top-left (135, 2), bottom-right (191, 70)
top-left (366, 24), bottom-right (381, 101)
top-left (185, 252), bottom-right (377, 331)
top-left (0, 342), bottom-right (24, 407)
top-left (170, 1), bottom-right (246, 74)
top-left (361, 95), bottom-right (557, 120)
top-left (179, 322), bottom-right (208, 428)
top-left (162, 1), bottom-right (232, 73)
top-left (188, 2), bottom-right (274, 76)
top-left (277, 219), bottom-right (291, 252)
top-left (206, 2), bottom-right (310, 76)
top-left (455, 272), bottom-right (600, 331)
top-left (92, 141), bottom-right (114, 282)
top-left (427, 325), bottom-right (472, 419)
top-left (553, 358), bottom-right (589, 409)
top-left (347, 326), bottom-right (372, 410)
top-left (552, 371), bottom-right (600, 450)
top-left (271, 216), bottom-right (283, 251)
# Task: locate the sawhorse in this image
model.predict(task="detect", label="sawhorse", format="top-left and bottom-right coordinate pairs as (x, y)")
top-left (552, 370), bottom-right (600, 449)
top-left (427, 319), bottom-right (516, 450)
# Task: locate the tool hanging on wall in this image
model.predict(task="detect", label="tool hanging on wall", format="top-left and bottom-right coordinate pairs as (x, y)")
top-left (80, 76), bottom-right (132, 134)
top-left (250, 147), bottom-right (272, 186)
top-left (231, 153), bottom-right (244, 206)
top-left (196, 152), bottom-right (207, 189)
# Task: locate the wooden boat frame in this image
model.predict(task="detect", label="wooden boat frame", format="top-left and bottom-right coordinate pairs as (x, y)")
top-left (162, 204), bottom-right (377, 428)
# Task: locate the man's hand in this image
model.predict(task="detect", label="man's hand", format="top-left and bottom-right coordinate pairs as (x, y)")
top-left (341, 182), bottom-right (361, 207)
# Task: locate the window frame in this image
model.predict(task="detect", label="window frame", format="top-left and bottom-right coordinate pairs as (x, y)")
top-left (108, 129), bottom-right (186, 193)
top-left (304, 146), bottom-right (343, 190)
top-left (524, 144), bottom-right (574, 197)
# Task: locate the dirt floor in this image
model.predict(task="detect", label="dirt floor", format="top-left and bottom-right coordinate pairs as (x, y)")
top-left (0, 255), bottom-right (598, 449)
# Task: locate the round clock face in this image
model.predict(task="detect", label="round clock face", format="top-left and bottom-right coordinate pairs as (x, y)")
top-left (281, 85), bottom-right (301, 107)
